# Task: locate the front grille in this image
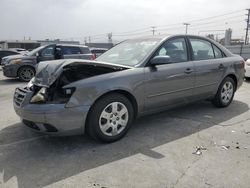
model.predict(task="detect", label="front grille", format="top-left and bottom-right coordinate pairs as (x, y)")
top-left (14, 87), bottom-right (28, 106)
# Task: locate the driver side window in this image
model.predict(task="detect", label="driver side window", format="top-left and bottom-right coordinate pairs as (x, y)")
top-left (155, 38), bottom-right (188, 63)
top-left (41, 46), bottom-right (55, 57)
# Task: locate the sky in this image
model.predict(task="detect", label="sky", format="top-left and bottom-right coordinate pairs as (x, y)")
top-left (0, 0), bottom-right (249, 43)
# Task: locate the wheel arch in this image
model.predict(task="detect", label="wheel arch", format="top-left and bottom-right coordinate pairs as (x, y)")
top-left (225, 74), bottom-right (237, 90)
top-left (85, 89), bottom-right (139, 128)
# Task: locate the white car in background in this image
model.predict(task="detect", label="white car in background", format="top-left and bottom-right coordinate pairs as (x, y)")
top-left (245, 59), bottom-right (250, 79)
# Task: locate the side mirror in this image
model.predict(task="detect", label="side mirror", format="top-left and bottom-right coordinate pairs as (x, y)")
top-left (150, 55), bottom-right (171, 66)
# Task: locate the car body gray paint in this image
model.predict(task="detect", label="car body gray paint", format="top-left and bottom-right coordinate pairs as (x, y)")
top-left (13, 35), bottom-right (245, 135)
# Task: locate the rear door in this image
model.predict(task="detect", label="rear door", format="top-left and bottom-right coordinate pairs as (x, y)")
top-left (144, 37), bottom-right (195, 111)
top-left (188, 37), bottom-right (225, 98)
top-left (62, 46), bottom-right (92, 60)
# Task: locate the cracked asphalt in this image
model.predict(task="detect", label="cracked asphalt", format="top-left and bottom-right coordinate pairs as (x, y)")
top-left (0, 72), bottom-right (250, 188)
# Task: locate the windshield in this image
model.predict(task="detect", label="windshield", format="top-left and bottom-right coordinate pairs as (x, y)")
top-left (96, 39), bottom-right (160, 66)
top-left (26, 45), bottom-right (46, 56)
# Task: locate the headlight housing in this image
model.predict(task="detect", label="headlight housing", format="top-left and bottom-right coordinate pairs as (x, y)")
top-left (30, 86), bottom-right (76, 104)
top-left (30, 87), bottom-right (47, 103)
top-left (9, 59), bottom-right (22, 64)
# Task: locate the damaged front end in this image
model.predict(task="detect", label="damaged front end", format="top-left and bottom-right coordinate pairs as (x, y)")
top-left (13, 60), bottom-right (130, 135)
top-left (19, 60), bottom-right (130, 105)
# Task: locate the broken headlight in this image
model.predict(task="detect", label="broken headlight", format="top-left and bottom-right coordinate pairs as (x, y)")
top-left (30, 87), bottom-right (47, 103)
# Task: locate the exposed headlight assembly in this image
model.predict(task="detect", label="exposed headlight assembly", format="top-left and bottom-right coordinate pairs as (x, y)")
top-left (30, 87), bottom-right (47, 103)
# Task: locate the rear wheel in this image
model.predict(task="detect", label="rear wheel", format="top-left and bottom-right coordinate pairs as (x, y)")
top-left (18, 66), bottom-right (35, 82)
top-left (212, 77), bottom-right (236, 107)
top-left (86, 93), bottom-right (134, 142)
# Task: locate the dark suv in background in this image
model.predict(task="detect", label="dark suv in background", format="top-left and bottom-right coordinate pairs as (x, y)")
top-left (1, 44), bottom-right (93, 81)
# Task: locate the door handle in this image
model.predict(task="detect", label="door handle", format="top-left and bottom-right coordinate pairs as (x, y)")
top-left (218, 64), bottom-right (224, 70)
top-left (184, 68), bottom-right (193, 74)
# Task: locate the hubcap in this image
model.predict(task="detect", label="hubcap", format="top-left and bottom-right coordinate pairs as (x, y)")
top-left (99, 102), bottom-right (129, 136)
top-left (20, 68), bottom-right (34, 81)
top-left (221, 81), bottom-right (234, 104)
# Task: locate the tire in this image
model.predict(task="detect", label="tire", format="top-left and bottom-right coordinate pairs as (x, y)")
top-left (212, 77), bottom-right (236, 108)
top-left (86, 93), bottom-right (134, 142)
top-left (18, 66), bottom-right (35, 82)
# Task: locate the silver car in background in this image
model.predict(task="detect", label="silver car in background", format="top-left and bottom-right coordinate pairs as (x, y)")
top-left (13, 35), bottom-right (245, 142)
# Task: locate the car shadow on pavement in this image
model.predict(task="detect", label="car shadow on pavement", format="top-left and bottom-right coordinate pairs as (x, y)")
top-left (0, 78), bottom-right (23, 85)
top-left (0, 100), bottom-right (248, 188)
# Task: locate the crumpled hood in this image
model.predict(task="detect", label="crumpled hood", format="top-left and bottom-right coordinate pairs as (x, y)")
top-left (33, 59), bottom-right (131, 87)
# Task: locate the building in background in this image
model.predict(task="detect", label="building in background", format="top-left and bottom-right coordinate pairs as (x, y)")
top-left (0, 39), bottom-right (80, 50)
top-left (85, 42), bottom-right (114, 49)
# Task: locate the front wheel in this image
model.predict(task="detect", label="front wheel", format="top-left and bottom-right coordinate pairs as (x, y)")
top-left (86, 93), bottom-right (134, 142)
top-left (212, 77), bottom-right (236, 107)
top-left (18, 66), bottom-right (35, 82)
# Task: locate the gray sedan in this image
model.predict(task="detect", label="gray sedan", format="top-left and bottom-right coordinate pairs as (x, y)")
top-left (13, 35), bottom-right (245, 142)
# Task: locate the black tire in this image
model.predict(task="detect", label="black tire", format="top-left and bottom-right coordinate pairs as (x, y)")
top-left (86, 93), bottom-right (134, 142)
top-left (18, 66), bottom-right (35, 82)
top-left (212, 77), bottom-right (236, 108)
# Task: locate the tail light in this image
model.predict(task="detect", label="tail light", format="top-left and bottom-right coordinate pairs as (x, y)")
top-left (91, 54), bottom-right (96, 60)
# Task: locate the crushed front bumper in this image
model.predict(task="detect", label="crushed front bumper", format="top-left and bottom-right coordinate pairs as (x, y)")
top-left (13, 87), bottom-right (90, 136)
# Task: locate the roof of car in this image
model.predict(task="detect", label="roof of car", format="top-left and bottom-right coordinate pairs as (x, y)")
top-left (56, 44), bottom-right (89, 48)
top-left (126, 34), bottom-right (213, 41)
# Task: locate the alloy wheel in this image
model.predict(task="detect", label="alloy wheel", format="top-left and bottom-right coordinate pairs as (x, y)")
top-left (99, 102), bottom-right (129, 136)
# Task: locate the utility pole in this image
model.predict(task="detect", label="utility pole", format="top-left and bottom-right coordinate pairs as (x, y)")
top-left (245, 9), bottom-right (250, 45)
top-left (183, 23), bottom-right (190, 34)
top-left (151, 26), bottom-right (156, 36)
top-left (107, 32), bottom-right (112, 43)
top-left (88, 36), bottom-right (91, 43)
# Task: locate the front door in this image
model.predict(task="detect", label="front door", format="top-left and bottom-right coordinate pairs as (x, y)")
top-left (144, 37), bottom-right (195, 111)
top-left (38, 44), bottom-right (56, 62)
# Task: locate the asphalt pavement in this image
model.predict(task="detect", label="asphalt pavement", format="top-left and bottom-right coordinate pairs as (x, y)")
top-left (0, 73), bottom-right (250, 188)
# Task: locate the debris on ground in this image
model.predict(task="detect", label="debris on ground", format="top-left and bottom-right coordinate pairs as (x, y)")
top-left (245, 131), bottom-right (250, 134)
top-left (231, 130), bottom-right (235, 133)
top-left (192, 146), bottom-right (207, 155)
top-left (236, 146), bottom-right (240, 149)
top-left (222, 145), bottom-right (230, 150)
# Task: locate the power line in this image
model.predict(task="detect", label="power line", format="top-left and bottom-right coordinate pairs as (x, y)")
top-left (85, 9), bottom-right (245, 40)
top-left (183, 23), bottom-right (190, 34)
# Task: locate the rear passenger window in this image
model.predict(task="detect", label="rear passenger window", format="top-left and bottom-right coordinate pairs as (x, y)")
top-left (213, 44), bottom-right (223, 58)
top-left (155, 37), bottom-right (188, 63)
top-left (81, 47), bottom-right (90, 54)
top-left (190, 38), bottom-right (214, 60)
top-left (62, 46), bottom-right (82, 55)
